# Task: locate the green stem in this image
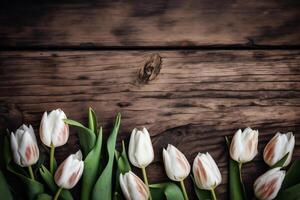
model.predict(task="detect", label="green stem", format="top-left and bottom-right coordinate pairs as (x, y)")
top-left (53, 187), bottom-right (63, 200)
top-left (28, 165), bottom-right (35, 180)
top-left (238, 162), bottom-right (247, 200)
top-left (180, 180), bottom-right (189, 200)
top-left (50, 144), bottom-right (55, 175)
top-left (210, 188), bottom-right (217, 200)
top-left (142, 167), bottom-right (152, 200)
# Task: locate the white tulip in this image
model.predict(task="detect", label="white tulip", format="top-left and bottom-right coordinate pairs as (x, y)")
top-left (254, 167), bottom-right (285, 200)
top-left (230, 127), bottom-right (258, 163)
top-left (54, 151), bottom-right (84, 189)
top-left (10, 124), bottom-right (39, 167)
top-left (263, 132), bottom-right (295, 167)
top-left (193, 152), bottom-right (222, 190)
top-left (162, 144), bottom-right (191, 181)
top-left (119, 171), bottom-right (149, 200)
top-left (128, 127), bottom-right (154, 168)
top-left (40, 109), bottom-right (69, 147)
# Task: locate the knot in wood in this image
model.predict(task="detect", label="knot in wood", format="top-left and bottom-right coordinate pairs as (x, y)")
top-left (138, 53), bottom-right (162, 83)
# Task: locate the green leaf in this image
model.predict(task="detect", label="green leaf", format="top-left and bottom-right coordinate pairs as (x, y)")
top-left (36, 193), bottom-right (53, 200)
top-left (34, 152), bottom-right (46, 175)
top-left (0, 169), bottom-right (13, 200)
top-left (191, 176), bottom-right (211, 200)
top-left (277, 183), bottom-right (300, 200)
top-left (116, 141), bottom-right (131, 174)
top-left (225, 137), bottom-right (246, 200)
top-left (81, 127), bottom-right (103, 200)
top-left (150, 182), bottom-right (184, 200)
top-left (271, 153), bottom-right (289, 169)
top-left (88, 107), bottom-right (98, 135)
top-left (64, 119), bottom-right (96, 157)
top-left (92, 113), bottom-right (121, 200)
top-left (3, 135), bottom-right (44, 200)
top-left (281, 159), bottom-right (300, 190)
top-left (114, 140), bottom-right (131, 200)
top-left (39, 165), bottom-right (73, 200)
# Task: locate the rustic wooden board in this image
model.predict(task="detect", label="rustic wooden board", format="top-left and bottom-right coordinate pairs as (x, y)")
top-left (0, 50), bottom-right (299, 199)
top-left (1, 0), bottom-right (300, 48)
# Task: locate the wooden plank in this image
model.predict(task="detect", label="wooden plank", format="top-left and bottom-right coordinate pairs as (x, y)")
top-left (0, 0), bottom-right (300, 47)
top-left (0, 50), bottom-right (300, 199)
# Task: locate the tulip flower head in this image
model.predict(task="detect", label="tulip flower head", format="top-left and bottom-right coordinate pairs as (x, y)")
top-left (230, 127), bottom-right (258, 163)
top-left (10, 124), bottom-right (39, 167)
top-left (40, 109), bottom-right (69, 147)
top-left (193, 152), bottom-right (222, 190)
top-left (119, 171), bottom-right (149, 200)
top-left (263, 132), bottom-right (295, 167)
top-left (128, 127), bottom-right (154, 168)
top-left (254, 167), bottom-right (285, 200)
top-left (54, 150), bottom-right (84, 189)
top-left (162, 144), bottom-right (191, 181)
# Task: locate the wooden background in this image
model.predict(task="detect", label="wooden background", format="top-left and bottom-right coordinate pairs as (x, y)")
top-left (0, 0), bottom-right (300, 199)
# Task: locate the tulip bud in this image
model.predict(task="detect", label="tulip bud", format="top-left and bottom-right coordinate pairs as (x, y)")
top-left (230, 127), bottom-right (258, 163)
top-left (128, 127), bottom-right (154, 168)
top-left (193, 152), bottom-right (222, 190)
top-left (10, 124), bottom-right (39, 167)
top-left (254, 167), bottom-right (285, 200)
top-left (40, 109), bottom-right (69, 147)
top-left (119, 171), bottom-right (149, 200)
top-left (263, 132), bottom-right (295, 167)
top-left (162, 144), bottom-right (190, 181)
top-left (54, 151), bottom-right (84, 189)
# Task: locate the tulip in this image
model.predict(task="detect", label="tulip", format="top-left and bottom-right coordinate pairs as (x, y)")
top-left (163, 144), bottom-right (190, 200)
top-left (230, 127), bottom-right (259, 163)
top-left (254, 167), bottom-right (285, 200)
top-left (119, 171), bottom-right (149, 200)
top-left (263, 132), bottom-right (295, 167)
top-left (229, 127), bottom-right (258, 199)
top-left (128, 127), bottom-right (154, 200)
top-left (54, 151), bottom-right (84, 200)
top-left (10, 124), bottom-right (39, 180)
top-left (40, 109), bottom-right (69, 174)
top-left (129, 127), bottom-right (154, 168)
top-left (193, 153), bottom-right (221, 200)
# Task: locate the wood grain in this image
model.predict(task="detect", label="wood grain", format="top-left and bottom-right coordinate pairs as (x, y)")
top-left (0, 50), bottom-right (299, 199)
top-left (1, 0), bottom-right (300, 48)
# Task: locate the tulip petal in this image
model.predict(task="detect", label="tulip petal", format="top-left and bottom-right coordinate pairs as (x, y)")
top-left (18, 131), bottom-right (38, 166)
top-left (119, 174), bottom-right (131, 200)
top-left (50, 109), bottom-right (69, 147)
top-left (40, 112), bottom-right (52, 147)
top-left (10, 132), bottom-right (21, 166)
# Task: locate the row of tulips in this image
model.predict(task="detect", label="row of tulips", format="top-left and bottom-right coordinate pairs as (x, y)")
top-left (0, 108), bottom-right (299, 200)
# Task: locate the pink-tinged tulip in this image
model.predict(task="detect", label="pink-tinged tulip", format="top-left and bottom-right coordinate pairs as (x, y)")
top-left (193, 153), bottom-right (222, 190)
top-left (54, 151), bottom-right (84, 189)
top-left (40, 109), bottom-right (69, 147)
top-left (163, 144), bottom-right (191, 181)
top-left (10, 124), bottom-right (39, 167)
top-left (263, 132), bottom-right (295, 167)
top-left (163, 144), bottom-right (190, 200)
top-left (129, 127), bottom-right (154, 168)
top-left (230, 127), bottom-right (258, 163)
top-left (119, 171), bottom-right (149, 200)
top-left (254, 167), bottom-right (285, 200)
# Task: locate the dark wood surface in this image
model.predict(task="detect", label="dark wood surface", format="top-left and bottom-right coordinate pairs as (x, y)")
top-left (1, 50), bottom-right (300, 199)
top-left (0, 1), bottom-right (300, 199)
top-left (1, 0), bottom-right (300, 48)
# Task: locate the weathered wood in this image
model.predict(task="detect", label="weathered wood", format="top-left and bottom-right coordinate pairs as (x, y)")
top-left (1, 0), bottom-right (300, 48)
top-left (0, 50), bottom-right (300, 199)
